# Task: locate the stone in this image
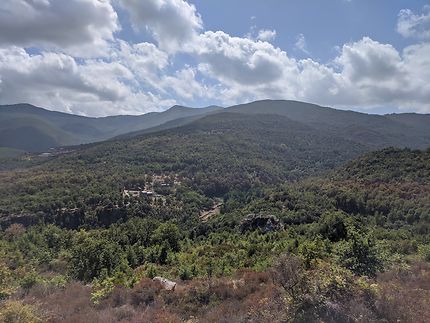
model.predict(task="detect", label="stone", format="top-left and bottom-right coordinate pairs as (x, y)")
top-left (153, 276), bottom-right (177, 291)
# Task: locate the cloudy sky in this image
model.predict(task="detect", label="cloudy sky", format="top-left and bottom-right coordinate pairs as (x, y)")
top-left (0, 0), bottom-right (430, 116)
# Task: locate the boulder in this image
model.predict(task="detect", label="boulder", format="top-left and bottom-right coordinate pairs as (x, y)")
top-left (240, 214), bottom-right (283, 233)
top-left (153, 276), bottom-right (177, 291)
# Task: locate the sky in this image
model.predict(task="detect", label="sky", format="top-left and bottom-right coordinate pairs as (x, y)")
top-left (0, 0), bottom-right (430, 116)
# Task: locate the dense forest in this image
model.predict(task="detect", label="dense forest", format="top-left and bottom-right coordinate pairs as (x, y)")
top-left (0, 109), bottom-right (429, 322)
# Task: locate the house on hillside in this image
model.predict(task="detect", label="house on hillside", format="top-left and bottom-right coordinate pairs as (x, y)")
top-left (122, 189), bottom-right (141, 198)
top-left (122, 187), bottom-right (154, 199)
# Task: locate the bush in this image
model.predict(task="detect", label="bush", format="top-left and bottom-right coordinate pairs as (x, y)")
top-left (271, 254), bottom-right (307, 301)
top-left (0, 263), bottom-right (15, 299)
top-left (179, 266), bottom-right (192, 281)
top-left (130, 279), bottom-right (161, 306)
top-left (318, 212), bottom-right (348, 242)
top-left (69, 234), bottom-right (127, 281)
top-left (0, 300), bottom-right (44, 323)
top-left (419, 243), bottom-right (430, 262)
top-left (336, 235), bottom-right (383, 277)
top-left (20, 271), bottom-right (42, 293)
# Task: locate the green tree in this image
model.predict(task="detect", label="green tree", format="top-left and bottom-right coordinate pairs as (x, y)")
top-left (151, 222), bottom-right (181, 252)
top-left (336, 234), bottom-right (383, 277)
top-left (69, 234), bottom-right (126, 281)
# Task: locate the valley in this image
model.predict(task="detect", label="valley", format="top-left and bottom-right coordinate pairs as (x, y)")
top-left (0, 100), bottom-right (429, 322)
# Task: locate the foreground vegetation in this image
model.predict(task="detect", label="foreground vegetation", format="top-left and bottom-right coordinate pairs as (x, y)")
top-left (0, 113), bottom-right (429, 322)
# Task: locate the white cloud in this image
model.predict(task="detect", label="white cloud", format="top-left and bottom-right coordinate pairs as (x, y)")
top-left (256, 29), bottom-right (277, 42)
top-left (161, 67), bottom-right (210, 100)
top-left (318, 38), bottom-right (430, 111)
top-left (0, 46), bottom-right (176, 116)
top-left (336, 37), bottom-right (403, 83)
top-left (0, 0), bottom-right (119, 57)
top-left (193, 31), bottom-right (295, 86)
top-left (1, 0), bottom-right (430, 115)
top-left (110, 40), bottom-right (170, 92)
top-left (117, 0), bottom-right (203, 53)
top-left (189, 33), bottom-right (430, 112)
top-left (294, 34), bottom-right (310, 55)
top-left (397, 5), bottom-right (430, 39)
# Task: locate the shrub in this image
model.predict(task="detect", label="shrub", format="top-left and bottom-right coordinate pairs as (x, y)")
top-left (130, 279), bottom-right (161, 306)
top-left (179, 266), bottom-right (192, 281)
top-left (271, 254), bottom-right (307, 301)
top-left (0, 300), bottom-right (44, 323)
top-left (4, 224), bottom-right (26, 242)
top-left (318, 212), bottom-right (348, 242)
top-left (336, 235), bottom-right (383, 277)
top-left (20, 271), bottom-right (41, 293)
top-left (418, 243), bottom-right (430, 262)
top-left (0, 263), bottom-right (15, 299)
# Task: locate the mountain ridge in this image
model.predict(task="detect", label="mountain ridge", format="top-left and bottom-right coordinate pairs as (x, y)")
top-left (0, 103), bottom-right (222, 152)
top-left (1, 100), bottom-right (429, 154)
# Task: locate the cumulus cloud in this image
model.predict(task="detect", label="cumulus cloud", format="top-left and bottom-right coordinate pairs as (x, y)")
top-left (0, 0), bottom-right (119, 57)
top-left (256, 29), bottom-right (277, 42)
top-left (1, 0), bottom-right (430, 114)
top-left (190, 33), bottom-right (430, 112)
top-left (117, 0), bottom-right (202, 53)
top-left (193, 31), bottom-right (295, 86)
top-left (315, 38), bottom-right (430, 111)
top-left (336, 37), bottom-right (403, 83)
top-left (397, 5), bottom-right (430, 39)
top-left (0, 46), bottom-right (175, 116)
top-left (161, 67), bottom-right (211, 100)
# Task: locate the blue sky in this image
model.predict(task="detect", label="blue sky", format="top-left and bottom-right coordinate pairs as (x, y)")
top-left (190, 0), bottom-right (426, 57)
top-left (0, 0), bottom-right (430, 116)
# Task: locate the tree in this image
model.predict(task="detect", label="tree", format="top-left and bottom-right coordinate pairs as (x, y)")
top-left (336, 233), bottom-right (383, 277)
top-left (151, 222), bottom-right (181, 252)
top-left (271, 254), bottom-right (307, 301)
top-left (69, 234), bottom-right (126, 281)
top-left (318, 212), bottom-right (348, 242)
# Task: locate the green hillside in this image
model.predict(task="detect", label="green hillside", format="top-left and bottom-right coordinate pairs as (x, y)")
top-left (0, 102), bottom-right (429, 322)
top-left (228, 100), bottom-right (430, 148)
top-left (0, 112), bottom-right (367, 216)
top-left (1, 100), bottom-right (429, 153)
top-left (0, 104), bottom-right (221, 151)
top-left (1, 141), bottom-right (429, 321)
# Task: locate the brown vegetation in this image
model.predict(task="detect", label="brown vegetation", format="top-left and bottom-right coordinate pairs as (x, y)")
top-left (3, 259), bottom-right (428, 323)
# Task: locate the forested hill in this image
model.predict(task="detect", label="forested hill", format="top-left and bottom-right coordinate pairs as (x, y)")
top-left (227, 100), bottom-right (430, 149)
top-left (304, 148), bottom-right (430, 226)
top-left (1, 145), bottom-right (429, 321)
top-left (1, 126), bottom-right (430, 321)
top-left (227, 147), bottom-right (429, 227)
top-left (311, 148), bottom-right (430, 227)
top-left (0, 111), bottom-right (367, 216)
top-left (1, 100), bottom-right (429, 155)
top-left (0, 103), bottom-right (221, 152)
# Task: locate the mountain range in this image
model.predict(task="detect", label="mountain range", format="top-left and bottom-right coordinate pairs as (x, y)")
top-left (1, 100), bottom-right (429, 156)
top-left (1, 99), bottom-right (429, 322)
top-left (0, 103), bottom-right (222, 152)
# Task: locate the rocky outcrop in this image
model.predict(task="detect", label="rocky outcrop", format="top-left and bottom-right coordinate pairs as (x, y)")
top-left (240, 214), bottom-right (283, 233)
top-left (153, 276), bottom-right (177, 291)
top-left (0, 213), bottom-right (40, 230)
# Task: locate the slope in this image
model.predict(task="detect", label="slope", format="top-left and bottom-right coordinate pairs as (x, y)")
top-left (0, 111), bottom-right (367, 217)
top-left (227, 100), bottom-right (430, 149)
top-left (0, 104), bottom-right (222, 151)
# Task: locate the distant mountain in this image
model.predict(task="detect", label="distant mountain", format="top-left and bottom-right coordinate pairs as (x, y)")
top-left (1, 100), bottom-right (429, 153)
top-left (0, 104), bottom-right (222, 152)
top-left (227, 100), bottom-right (430, 149)
top-left (0, 111), bottom-right (369, 215)
top-left (0, 102), bottom-right (429, 221)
